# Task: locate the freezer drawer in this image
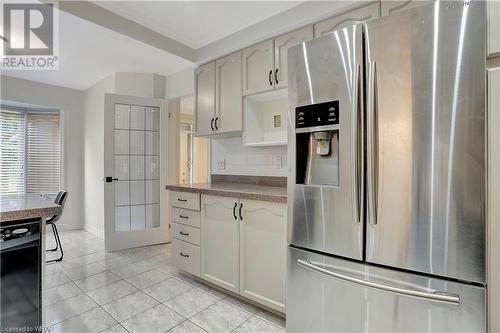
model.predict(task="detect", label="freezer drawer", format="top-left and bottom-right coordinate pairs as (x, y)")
top-left (287, 247), bottom-right (485, 333)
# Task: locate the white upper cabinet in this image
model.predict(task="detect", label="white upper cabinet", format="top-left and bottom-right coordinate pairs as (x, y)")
top-left (239, 199), bottom-right (287, 312)
top-left (489, 0), bottom-right (500, 57)
top-left (216, 51), bottom-right (243, 133)
top-left (274, 26), bottom-right (314, 89)
top-left (381, 0), bottom-right (432, 17)
top-left (242, 39), bottom-right (274, 96)
top-left (314, 2), bottom-right (380, 38)
top-left (200, 195), bottom-right (240, 293)
top-left (194, 62), bottom-right (215, 136)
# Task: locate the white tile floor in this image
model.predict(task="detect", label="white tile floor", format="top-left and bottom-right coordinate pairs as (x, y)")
top-left (45, 230), bottom-right (285, 333)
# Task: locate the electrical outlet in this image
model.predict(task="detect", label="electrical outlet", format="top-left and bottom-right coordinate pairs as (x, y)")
top-left (273, 155), bottom-right (282, 169)
top-left (217, 159), bottom-right (226, 170)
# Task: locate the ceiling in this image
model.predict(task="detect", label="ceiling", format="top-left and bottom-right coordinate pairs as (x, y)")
top-left (1, 7), bottom-right (193, 90)
top-left (95, 1), bottom-right (304, 49)
top-left (1, 1), bottom-right (358, 91)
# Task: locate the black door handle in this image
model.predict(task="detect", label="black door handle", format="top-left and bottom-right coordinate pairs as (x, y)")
top-left (177, 198), bottom-right (187, 202)
top-left (233, 202), bottom-right (237, 220)
top-left (180, 252), bottom-right (189, 258)
top-left (179, 215), bottom-right (188, 219)
top-left (275, 68), bottom-right (279, 85)
top-left (105, 177), bottom-right (118, 183)
top-left (179, 231), bottom-right (189, 236)
top-left (214, 116), bottom-right (219, 130)
top-left (210, 117), bottom-right (215, 131)
top-left (269, 69), bottom-right (273, 86)
top-left (239, 203), bottom-right (243, 220)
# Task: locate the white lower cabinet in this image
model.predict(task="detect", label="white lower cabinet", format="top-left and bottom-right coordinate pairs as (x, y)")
top-left (199, 194), bottom-right (287, 312)
top-left (173, 238), bottom-right (201, 277)
top-left (239, 199), bottom-right (286, 312)
top-left (200, 195), bottom-right (240, 293)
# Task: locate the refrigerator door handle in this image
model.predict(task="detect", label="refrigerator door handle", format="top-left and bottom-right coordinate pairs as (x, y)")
top-left (367, 61), bottom-right (378, 225)
top-left (296, 258), bottom-right (461, 305)
top-left (351, 64), bottom-right (362, 223)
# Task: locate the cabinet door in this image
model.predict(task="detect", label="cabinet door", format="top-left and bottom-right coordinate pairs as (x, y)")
top-left (242, 40), bottom-right (274, 96)
top-left (274, 26), bottom-right (313, 89)
top-left (201, 195), bottom-right (239, 293)
top-left (239, 199), bottom-right (286, 312)
top-left (489, 0), bottom-right (500, 57)
top-left (216, 51), bottom-right (243, 133)
top-left (194, 62), bottom-right (215, 136)
top-left (381, 0), bottom-right (432, 17)
top-left (314, 2), bottom-right (380, 38)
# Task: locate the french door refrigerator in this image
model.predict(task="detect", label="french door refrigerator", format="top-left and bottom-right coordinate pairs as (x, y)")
top-left (286, 1), bottom-right (486, 332)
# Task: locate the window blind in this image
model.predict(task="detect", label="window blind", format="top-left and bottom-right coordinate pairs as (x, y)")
top-left (0, 110), bottom-right (26, 196)
top-left (0, 109), bottom-right (61, 196)
top-left (26, 113), bottom-right (61, 194)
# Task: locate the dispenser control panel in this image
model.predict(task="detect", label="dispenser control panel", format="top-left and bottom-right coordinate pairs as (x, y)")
top-left (295, 101), bottom-right (339, 128)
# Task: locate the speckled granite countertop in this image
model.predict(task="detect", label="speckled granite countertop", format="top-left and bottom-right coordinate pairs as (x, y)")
top-left (165, 182), bottom-right (287, 203)
top-left (0, 195), bottom-right (61, 223)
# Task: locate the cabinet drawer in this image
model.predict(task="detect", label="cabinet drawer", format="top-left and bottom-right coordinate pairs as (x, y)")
top-left (173, 239), bottom-right (200, 277)
top-left (171, 207), bottom-right (201, 228)
top-left (170, 191), bottom-right (200, 211)
top-left (172, 222), bottom-right (200, 246)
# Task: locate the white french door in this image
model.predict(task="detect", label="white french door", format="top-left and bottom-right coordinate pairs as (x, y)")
top-left (104, 94), bottom-right (169, 250)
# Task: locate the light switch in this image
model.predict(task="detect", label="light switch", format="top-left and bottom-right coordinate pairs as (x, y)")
top-left (273, 155), bottom-right (282, 169)
top-left (217, 159), bottom-right (226, 170)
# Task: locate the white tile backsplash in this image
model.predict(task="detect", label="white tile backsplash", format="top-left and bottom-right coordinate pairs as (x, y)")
top-left (211, 137), bottom-right (287, 177)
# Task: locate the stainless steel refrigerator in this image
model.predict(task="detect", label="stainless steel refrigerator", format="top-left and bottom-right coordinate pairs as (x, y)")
top-left (286, 1), bottom-right (486, 332)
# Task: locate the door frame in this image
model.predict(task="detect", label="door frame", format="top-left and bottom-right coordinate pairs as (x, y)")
top-left (103, 93), bottom-right (169, 251)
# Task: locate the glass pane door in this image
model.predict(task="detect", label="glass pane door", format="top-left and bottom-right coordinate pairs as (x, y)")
top-left (113, 104), bottom-right (160, 232)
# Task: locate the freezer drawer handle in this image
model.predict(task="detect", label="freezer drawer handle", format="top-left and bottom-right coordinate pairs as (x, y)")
top-left (296, 259), bottom-right (460, 305)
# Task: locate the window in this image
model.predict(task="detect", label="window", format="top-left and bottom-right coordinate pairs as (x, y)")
top-left (0, 108), bottom-right (61, 196)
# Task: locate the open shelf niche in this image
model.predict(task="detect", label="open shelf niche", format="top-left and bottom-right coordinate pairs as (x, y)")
top-left (243, 88), bottom-right (288, 147)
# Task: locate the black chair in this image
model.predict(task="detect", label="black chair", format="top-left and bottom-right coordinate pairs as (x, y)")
top-left (46, 190), bottom-right (67, 263)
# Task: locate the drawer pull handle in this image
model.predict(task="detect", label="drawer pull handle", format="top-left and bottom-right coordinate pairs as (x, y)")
top-left (179, 215), bottom-right (188, 219)
top-left (177, 198), bottom-right (187, 202)
top-left (180, 252), bottom-right (189, 258)
top-left (179, 231), bottom-right (189, 236)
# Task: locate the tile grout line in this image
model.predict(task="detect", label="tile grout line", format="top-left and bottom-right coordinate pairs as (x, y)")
top-left (47, 231), bottom-right (285, 332)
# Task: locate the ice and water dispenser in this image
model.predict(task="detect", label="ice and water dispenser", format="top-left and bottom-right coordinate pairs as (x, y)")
top-left (295, 101), bottom-right (339, 186)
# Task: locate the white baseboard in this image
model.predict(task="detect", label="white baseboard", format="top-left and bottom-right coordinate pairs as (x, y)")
top-left (83, 223), bottom-right (104, 239)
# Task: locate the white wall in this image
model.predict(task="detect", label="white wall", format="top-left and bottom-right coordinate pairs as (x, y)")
top-left (0, 75), bottom-right (85, 230)
top-left (115, 73), bottom-right (166, 98)
top-left (211, 137), bottom-right (287, 177)
top-left (165, 68), bottom-right (194, 99)
top-left (82, 74), bottom-right (115, 238)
